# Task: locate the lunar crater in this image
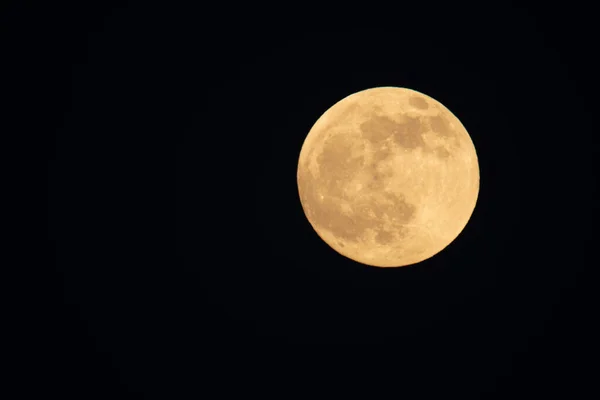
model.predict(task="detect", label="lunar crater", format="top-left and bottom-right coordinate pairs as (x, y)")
top-left (408, 95), bottom-right (429, 110)
top-left (428, 115), bottom-right (452, 137)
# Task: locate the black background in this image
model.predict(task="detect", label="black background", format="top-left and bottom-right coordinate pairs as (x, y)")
top-left (19, 0), bottom-right (597, 397)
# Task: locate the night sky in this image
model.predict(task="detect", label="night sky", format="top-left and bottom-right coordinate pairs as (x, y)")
top-left (30, 1), bottom-right (599, 397)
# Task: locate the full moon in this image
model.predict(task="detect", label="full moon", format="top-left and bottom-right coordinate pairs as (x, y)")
top-left (297, 87), bottom-right (480, 268)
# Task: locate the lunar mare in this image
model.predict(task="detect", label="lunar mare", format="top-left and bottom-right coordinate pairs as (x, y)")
top-left (297, 87), bottom-right (479, 268)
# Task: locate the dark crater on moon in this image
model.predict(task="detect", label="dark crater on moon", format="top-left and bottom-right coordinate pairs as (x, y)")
top-left (428, 114), bottom-right (452, 137)
top-left (408, 95), bottom-right (429, 110)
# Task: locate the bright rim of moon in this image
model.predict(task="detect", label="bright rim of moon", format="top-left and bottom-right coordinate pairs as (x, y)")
top-left (297, 87), bottom-right (480, 268)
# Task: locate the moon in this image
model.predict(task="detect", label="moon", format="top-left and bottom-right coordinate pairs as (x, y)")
top-left (296, 87), bottom-right (480, 268)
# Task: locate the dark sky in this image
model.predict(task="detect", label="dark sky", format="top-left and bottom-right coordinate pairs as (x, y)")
top-left (28, 0), bottom-right (598, 397)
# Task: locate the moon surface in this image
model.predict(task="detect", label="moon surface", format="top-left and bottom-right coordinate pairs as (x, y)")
top-left (297, 87), bottom-right (480, 268)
